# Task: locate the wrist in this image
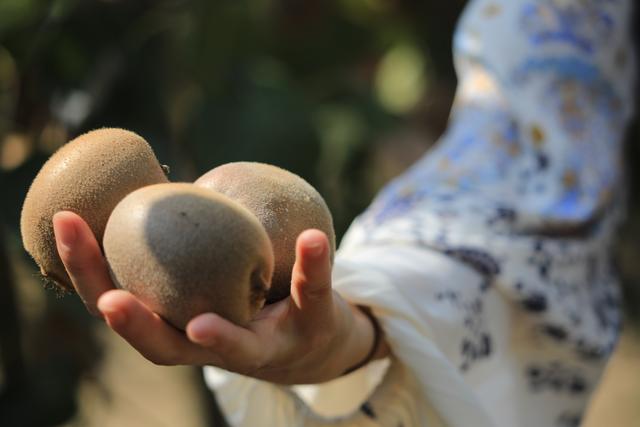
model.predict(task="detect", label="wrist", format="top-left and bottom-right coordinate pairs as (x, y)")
top-left (309, 298), bottom-right (364, 382)
top-left (304, 296), bottom-right (389, 384)
top-left (324, 299), bottom-right (387, 380)
top-left (341, 305), bottom-right (385, 375)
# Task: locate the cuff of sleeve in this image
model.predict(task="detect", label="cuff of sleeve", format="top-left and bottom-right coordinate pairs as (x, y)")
top-left (291, 357), bottom-right (391, 419)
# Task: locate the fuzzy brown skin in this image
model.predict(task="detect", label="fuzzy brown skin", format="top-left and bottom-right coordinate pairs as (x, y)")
top-left (103, 183), bottom-right (274, 329)
top-left (195, 162), bottom-right (335, 304)
top-left (20, 128), bottom-right (168, 292)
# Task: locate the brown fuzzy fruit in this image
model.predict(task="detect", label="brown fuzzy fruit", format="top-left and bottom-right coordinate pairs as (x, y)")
top-left (103, 183), bottom-right (274, 329)
top-left (20, 128), bottom-right (168, 291)
top-left (195, 162), bottom-right (335, 304)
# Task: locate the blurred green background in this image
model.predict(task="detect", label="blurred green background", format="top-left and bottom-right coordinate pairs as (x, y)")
top-left (0, 1), bottom-right (637, 426)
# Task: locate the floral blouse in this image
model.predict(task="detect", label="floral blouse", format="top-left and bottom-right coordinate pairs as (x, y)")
top-left (204, 1), bottom-right (637, 426)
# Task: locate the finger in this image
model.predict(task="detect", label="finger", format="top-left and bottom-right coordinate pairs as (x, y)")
top-left (186, 313), bottom-right (269, 375)
top-left (53, 211), bottom-right (114, 315)
top-left (290, 229), bottom-right (333, 317)
top-left (98, 290), bottom-right (215, 366)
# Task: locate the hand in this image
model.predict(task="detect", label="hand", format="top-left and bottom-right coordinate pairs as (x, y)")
top-left (52, 211), bottom-right (380, 384)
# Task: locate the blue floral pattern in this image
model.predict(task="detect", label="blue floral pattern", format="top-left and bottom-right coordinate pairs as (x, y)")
top-left (342, 0), bottom-right (636, 424)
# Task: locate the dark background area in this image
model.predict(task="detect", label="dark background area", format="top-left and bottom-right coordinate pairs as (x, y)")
top-left (0, 1), bottom-right (637, 426)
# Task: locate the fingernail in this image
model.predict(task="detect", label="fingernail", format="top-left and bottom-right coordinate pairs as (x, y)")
top-left (56, 216), bottom-right (77, 249)
top-left (189, 323), bottom-right (208, 342)
top-left (306, 240), bottom-right (323, 257)
top-left (103, 310), bottom-right (126, 328)
top-left (188, 314), bottom-right (216, 344)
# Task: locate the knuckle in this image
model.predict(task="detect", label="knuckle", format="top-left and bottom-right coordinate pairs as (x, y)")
top-left (59, 246), bottom-right (103, 279)
top-left (60, 252), bottom-right (90, 276)
top-left (57, 249), bottom-right (81, 273)
top-left (207, 333), bottom-right (226, 352)
top-left (303, 285), bottom-right (330, 302)
top-left (56, 243), bottom-right (73, 263)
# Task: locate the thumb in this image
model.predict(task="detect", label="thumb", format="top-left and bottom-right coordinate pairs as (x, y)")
top-left (289, 229), bottom-right (333, 316)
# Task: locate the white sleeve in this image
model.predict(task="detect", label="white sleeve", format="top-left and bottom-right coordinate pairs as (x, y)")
top-left (204, 242), bottom-right (498, 427)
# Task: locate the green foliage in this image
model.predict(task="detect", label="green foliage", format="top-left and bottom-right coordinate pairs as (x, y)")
top-left (0, 0), bottom-right (465, 240)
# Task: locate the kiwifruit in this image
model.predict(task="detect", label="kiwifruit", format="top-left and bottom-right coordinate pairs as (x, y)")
top-left (195, 162), bottom-right (335, 304)
top-left (102, 183), bottom-right (274, 329)
top-left (20, 128), bottom-right (168, 292)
